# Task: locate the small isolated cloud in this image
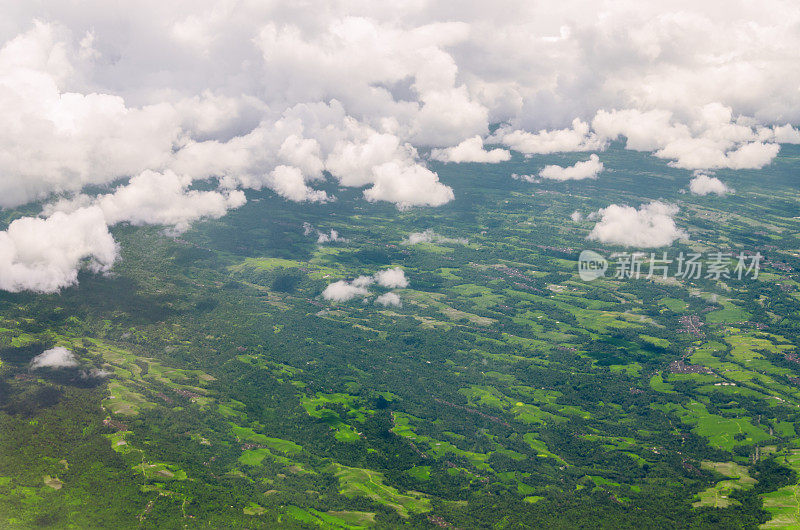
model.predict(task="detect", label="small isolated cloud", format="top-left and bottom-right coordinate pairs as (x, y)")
top-left (363, 162), bottom-right (454, 209)
top-left (30, 347), bottom-right (78, 369)
top-left (511, 173), bottom-right (537, 183)
top-left (430, 136), bottom-right (511, 163)
top-left (689, 174), bottom-right (730, 196)
top-left (352, 275), bottom-right (376, 288)
top-left (317, 230), bottom-right (347, 244)
top-left (570, 211), bottom-right (583, 222)
top-left (322, 268), bottom-right (408, 302)
top-left (321, 280), bottom-right (370, 302)
top-left (83, 368), bottom-right (112, 379)
top-left (539, 154), bottom-right (604, 181)
top-left (588, 201), bottom-right (687, 248)
top-left (302, 223), bottom-right (348, 244)
top-left (374, 267), bottom-right (409, 288)
top-left (375, 292), bottom-right (402, 307)
top-left (402, 229), bottom-right (468, 245)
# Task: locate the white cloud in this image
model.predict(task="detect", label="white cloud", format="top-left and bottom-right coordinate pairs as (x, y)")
top-left (352, 275), bottom-right (376, 288)
top-left (374, 267), bottom-right (409, 288)
top-left (723, 142), bottom-right (780, 170)
top-left (321, 280), bottom-right (370, 302)
top-left (375, 292), bottom-right (402, 307)
top-left (494, 119), bottom-right (605, 155)
top-left (570, 211), bottom-right (583, 222)
top-left (592, 109), bottom-right (687, 152)
top-left (0, 207), bottom-right (117, 293)
top-left (322, 268), bottom-right (408, 302)
top-left (363, 161), bottom-right (454, 209)
top-left (689, 174), bottom-right (730, 196)
top-left (430, 136), bottom-right (511, 163)
top-left (511, 173), bottom-right (537, 183)
top-left (2, 6), bottom-right (800, 291)
top-left (587, 201), bottom-right (687, 248)
top-left (47, 170), bottom-right (246, 233)
top-left (269, 165), bottom-right (330, 203)
top-left (84, 368), bottom-right (112, 378)
top-left (539, 154), bottom-right (603, 181)
top-left (302, 222), bottom-right (348, 243)
top-left (30, 347), bottom-right (78, 369)
top-left (593, 106), bottom-right (782, 170)
top-left (402, 229), bottom-right (468, 245)
top-left (0, 23), bottom-right (181, 209)
top-left (769, 124), bottom-right (800, 144)
top-left (317, 230), bottom-right (347, 244)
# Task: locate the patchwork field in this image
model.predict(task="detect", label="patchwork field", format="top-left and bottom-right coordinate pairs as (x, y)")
top-left (1, 146), bottom-right (800, 527)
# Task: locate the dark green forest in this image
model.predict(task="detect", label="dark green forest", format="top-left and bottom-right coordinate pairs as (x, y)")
top-left (2, 144), bottom-right (800, 528)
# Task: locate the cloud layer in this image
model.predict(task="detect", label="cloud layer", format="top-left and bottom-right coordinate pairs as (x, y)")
top-left (1, 3), bottom-right (800, 291)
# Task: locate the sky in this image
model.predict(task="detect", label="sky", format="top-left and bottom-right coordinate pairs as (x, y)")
top-left (1, 1), bottom-right (799, 292)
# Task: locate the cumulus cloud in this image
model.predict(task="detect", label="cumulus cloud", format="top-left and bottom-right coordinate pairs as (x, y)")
top-left (493, 119), bottom-right (605, 155)
top-left (374, 267), bottom-right (409, 288)
top-left (302, 222), bottom-right (347, 243)
top-left (30, 347), bottom-right (78, 369)
top-left (268, 165), bottom-right (330, 203)
top-left (352, 275), bottom-right (376, 288)
top-left (587, 201), bottom-right (688, 248)
top-left (317, 230), bottom-right (347, 244)
top-left (430, 136), bottom-right (511, 163)
top-left (0, 22), bottom-right (180, 209)
top-left (402, 229), bottom-right (468, 245)
top-left (321, 280), bottom-right (370, 302)
top-left (375, 292), bottom-right (402, 307)
top-left (83, 368), bottom-right (112, 379)
top-left (770, 124), bottom-right (800, 144)
top-left (570, 211), bottom-right (583, 222)
top-left (47, 170), bottom-right (246, 233)
top-left (511, 172), bottom-right (537, 183)
top-left (592, 106), bottom-right (784, 170)
top-left (322, 268), bottom-right (408, 302)
top-left (363, 161), bottom-right (454, 209)
top-left (0, 207), bottom-right (117, 293)
top-left (3, 5), bottom-right (800, 291)
top-left (689, 174), bottom-right (730, 196)
top-left (539, 154), bottom-right (603, 181)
